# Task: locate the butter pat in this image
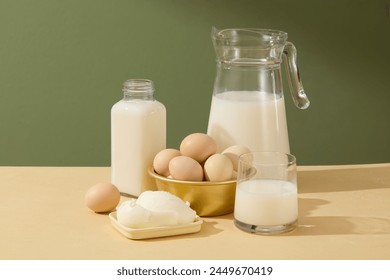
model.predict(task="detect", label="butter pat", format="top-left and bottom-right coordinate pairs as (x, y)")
top-left (116, 191), bottom-right (197, 228)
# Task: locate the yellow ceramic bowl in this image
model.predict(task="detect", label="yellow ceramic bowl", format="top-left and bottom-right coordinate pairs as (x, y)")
top-left (148, 168), bottom-right (236, 217)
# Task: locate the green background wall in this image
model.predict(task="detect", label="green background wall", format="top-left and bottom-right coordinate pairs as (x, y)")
top-left (1, 0), bottom-right (389, 166)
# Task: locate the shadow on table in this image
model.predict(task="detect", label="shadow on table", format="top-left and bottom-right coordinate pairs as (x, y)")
top-left (298, 165), bottom-right (390, 194)
top-left (293, 215), bottom-right (390, 236)
top-left (141, 219), bottom-right (224, 243)
top-left (287, 197), bottom-right (390, 236)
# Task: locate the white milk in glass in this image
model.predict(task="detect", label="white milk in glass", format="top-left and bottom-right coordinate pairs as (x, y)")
top-left (111, 100), bottom-right (166, 197)
top-left (207, 91), bottom-right (290, 153)
top-left (234, 179), bottom-right (298, 226)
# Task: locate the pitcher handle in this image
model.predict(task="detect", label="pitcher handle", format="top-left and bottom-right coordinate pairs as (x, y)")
top-left (283, 42), bottom-right (310, 109)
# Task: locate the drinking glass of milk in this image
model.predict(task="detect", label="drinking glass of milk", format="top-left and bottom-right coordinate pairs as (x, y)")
top-left (234, 151), bottom-right (298, 235)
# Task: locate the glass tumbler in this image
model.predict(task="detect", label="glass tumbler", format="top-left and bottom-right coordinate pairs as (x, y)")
top-left (234, 151), bottom-right (298, 235)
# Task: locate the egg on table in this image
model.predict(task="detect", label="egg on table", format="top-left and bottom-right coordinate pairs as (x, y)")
top-left (85, 183), bottom-right (120, 213)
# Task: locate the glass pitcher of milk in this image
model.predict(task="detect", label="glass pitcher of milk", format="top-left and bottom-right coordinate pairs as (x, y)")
top-left (207, 28), bottom-right (310, 153)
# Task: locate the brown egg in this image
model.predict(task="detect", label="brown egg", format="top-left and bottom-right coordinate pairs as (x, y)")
top-left (222, 145), bottom-right (251, 171)
top-left (204, 154), bottom-right (234, 181)
top-left (153, 148), bottom-right (181, 177)
top-left (180, 133), bottom-right (217, 164)
top-left (169, 156), bottom-right (204, 181)
top-left (84, 183), bottom-right (120, 213)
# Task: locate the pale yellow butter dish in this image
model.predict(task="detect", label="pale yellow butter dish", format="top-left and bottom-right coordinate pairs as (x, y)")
top-left (109, 212), bottom-right (203, 240)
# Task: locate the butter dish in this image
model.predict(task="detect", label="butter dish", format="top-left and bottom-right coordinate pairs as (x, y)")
top-left (109, 212), bottom-right (203, 240)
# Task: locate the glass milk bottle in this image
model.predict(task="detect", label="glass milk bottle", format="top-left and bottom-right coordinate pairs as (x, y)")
top-left (207, 28), bottom-right (310, 153)
top-left (111, 79), bottom-right (166, 197)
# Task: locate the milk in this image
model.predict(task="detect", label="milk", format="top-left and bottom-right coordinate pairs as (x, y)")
top-left (111, 99), bottom-right (166, 197)
top-left (234, 179), bottom-right (297, 226)
top-left (207, 91), bottom-right (290, 153)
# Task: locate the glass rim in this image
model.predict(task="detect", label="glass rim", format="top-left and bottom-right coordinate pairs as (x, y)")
top-left (213, 28), bottom-right (288, 43)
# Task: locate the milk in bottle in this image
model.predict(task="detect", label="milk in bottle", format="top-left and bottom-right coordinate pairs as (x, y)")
top-left (111, 79), bottom-right (166, 197)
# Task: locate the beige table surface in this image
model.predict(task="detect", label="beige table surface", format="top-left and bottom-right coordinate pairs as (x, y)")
top-left (1, 164), bottom-right (390, 260)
